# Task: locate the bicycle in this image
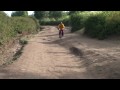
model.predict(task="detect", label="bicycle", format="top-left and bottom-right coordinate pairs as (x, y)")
top-left (56, 27), bottom-right (64, 39)
top-left (58, 29), bottom-right (64, 39)
top-left (59, 30), bottom-right (62, 38)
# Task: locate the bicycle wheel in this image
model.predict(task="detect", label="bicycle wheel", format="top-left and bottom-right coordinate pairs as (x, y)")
top-left (59, 34), bottom-right (62, 38)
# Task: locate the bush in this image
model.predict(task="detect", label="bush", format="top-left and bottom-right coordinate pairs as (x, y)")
top-left (84, 11), bottom-right (120, 40)
top-left (70, 12), bottom-right (91, 32)
top-left (70, 13), bottom-right (83, 32)
top-left (84, 14), bottom-right (106, 39)
top-left (19, 39), bottom-right (28, 45)
top-left (29, 16), bottom-right (40, 30)
top-left (105, 11), bottom-right (120, 36)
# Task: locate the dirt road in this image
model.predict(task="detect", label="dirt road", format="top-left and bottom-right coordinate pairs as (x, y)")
top-left (0, 26), bottom-right (120, 79)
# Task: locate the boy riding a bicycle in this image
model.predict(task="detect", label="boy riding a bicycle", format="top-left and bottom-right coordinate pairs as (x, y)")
top-left (57, 22), bottom-right (65, 38)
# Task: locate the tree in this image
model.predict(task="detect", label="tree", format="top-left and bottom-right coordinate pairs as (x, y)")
top-left (34, 11), bottom-right (49, 20)
top-left (11, 11), bottom-right (28, 17)
top-left (49, 11), bottom-right (64, 20)
top-left (69, 11), bottom-right (84, 15)
top-left (62, 11), bottom-right (69, 16)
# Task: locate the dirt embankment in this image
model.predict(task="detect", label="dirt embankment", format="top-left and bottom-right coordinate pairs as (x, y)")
top-left (0, 37), bottom-right (21, 66)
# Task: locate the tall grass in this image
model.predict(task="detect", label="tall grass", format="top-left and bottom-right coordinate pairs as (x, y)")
top-left (0, 11), bottom-right (40, 46)
top-left (12, 17), bottom-right (39, 35)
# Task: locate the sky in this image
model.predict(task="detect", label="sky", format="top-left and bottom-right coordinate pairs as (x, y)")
top-left (4, 11), bottom-right (34, 16)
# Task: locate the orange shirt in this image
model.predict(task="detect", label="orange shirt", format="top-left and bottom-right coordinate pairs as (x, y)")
top-left (58, 23), bottom-right (65, 30)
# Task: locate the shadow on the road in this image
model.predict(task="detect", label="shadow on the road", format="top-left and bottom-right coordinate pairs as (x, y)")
top-left (0, 69), bottom-right (52, 79)
top-left (56, 65), bottom-right (81, 68)
top-left (47, 51), bottom-right (69, 54)
top-left (0, 67), bottom-right (91, 79)
top-left (0, 69), bottom-right (93, 79)
top-left (57, 71), bottom-right (94, 79)
top-left (37, 32), bottom-right (120, 79)
top-left (39, 26), bottom-right (120, 79)
top-left (37, 32), bottom-right (71, 38)
top-left (3, 26), bottom-right (118, 79)
top-left (0, 61), bottom-right (96, 79)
